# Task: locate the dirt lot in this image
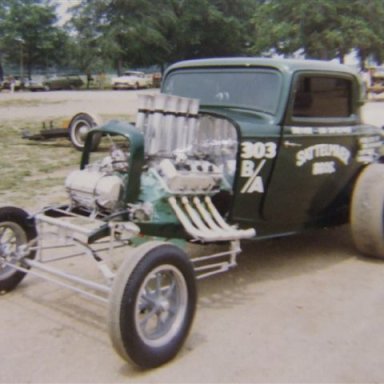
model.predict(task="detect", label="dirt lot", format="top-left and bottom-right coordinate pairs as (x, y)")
top-left (1, 90), bottom-right (384, 383)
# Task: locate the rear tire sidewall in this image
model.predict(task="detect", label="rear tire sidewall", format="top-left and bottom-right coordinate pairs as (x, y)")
top-left (350, 164), bottom-right (384, 258)
top-left (108, 243), bottom-right (196, 368)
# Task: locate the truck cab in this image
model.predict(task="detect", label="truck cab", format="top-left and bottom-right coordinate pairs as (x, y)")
top-left (161, 58), bottom-right (382, 237)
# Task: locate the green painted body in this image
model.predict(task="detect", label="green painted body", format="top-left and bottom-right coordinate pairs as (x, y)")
top-left (81, 121), bottom-right (183, 237)
top-left (82, 58), bottom-right (382, 240)
top-left (81, 120), bottom-right (145, 204)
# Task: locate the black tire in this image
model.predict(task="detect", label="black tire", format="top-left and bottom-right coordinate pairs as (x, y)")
top-left (350, 164), bottom-right (384, 258)
top-left (108, 242), bottom-right (197, 368)
top-left (68, 113), bottom-right (102, 151)
top-left (0, 207), bottom-right (37, 293)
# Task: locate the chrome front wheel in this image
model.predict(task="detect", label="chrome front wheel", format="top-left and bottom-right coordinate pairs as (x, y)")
top-left (135, 264), bottom-right (189, 348)
top-left (108, 243), bottom-right (196, 368)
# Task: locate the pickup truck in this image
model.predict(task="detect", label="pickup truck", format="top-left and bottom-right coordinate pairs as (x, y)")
top-left (1, 58), bottom-right (383, 369)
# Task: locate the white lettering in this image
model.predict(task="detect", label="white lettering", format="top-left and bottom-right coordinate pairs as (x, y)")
top-left (312, 161), bottom-right (336, 175)
top-left (291, 126), bottom-right (353, 135)
top-left (240, 159), bottom-right (266, 194)
top-left (247, 176), bottom-right (264, 193)
top-left (296, 144), bottom-right (351, 167)
top-left (241, 160), bottom-right (255, 177)
top-left (291, 127), bottom-right (313, 134)
top-left (241, 141), bottom-right (277, 160)
top-left (241, 142), bottom-right (254, 159)
top-left (359, 135), bottom-right (381, 144)
top-left (265, 142), bottom-right (277, 158)
top-left (254, 142), bottom-right (266, 158)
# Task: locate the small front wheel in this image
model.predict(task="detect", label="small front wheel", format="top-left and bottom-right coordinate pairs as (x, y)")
top-left (0, 207), bottom-right (37, 293)
top-left (108, 242), bottom-right (197, 368)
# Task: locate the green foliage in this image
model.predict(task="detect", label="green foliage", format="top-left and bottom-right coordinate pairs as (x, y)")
top-left (67, 0), bottom-right (257, 73)
top-left (249, 0), bottom-right (384, 67)
top-left (0, 0), bottom-right (67, 78)
top-left (2, 0), bottom-right (384, 77)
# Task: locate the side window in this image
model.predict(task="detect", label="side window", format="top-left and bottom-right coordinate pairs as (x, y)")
top-left (293, 76), bottom-right (352, 118)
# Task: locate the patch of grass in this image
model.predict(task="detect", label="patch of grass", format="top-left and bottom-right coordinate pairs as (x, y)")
top-left (0, 99), bottom-right (41, 108)
top-left (0, 120), bottom-right (79, 208)
top-left (101, 113), bottom-right (135, 123)
top-left (0, 112), bottom-right (127, 209)
top-left (0, 119), bottom-right (68, 138)
top-left (0, 98), bottom-right (63, 108)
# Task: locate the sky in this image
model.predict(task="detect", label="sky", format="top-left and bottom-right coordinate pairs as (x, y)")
top-left (54, 0), bottom-right (80, 24)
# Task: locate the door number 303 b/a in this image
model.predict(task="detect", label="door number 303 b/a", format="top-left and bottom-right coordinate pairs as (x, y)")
top-left (241, 141), bottom-right (277, 160)
top-left (240, 141), bottom-right (277, 194)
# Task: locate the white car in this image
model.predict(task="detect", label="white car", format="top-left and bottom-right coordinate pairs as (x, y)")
top-left (111, 71), bottom-right (152, 89)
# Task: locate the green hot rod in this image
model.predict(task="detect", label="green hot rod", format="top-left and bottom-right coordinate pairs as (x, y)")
top-left (1, 58), bottom-right (383, 368)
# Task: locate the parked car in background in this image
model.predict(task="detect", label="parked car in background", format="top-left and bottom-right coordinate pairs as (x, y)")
top-left (27, 74), bottom-right (84, 91)
top-left (111, 71), bottom-right (152, 89)
top-left (1, 76), bottom-right (25, 91)
top-left (25, 79), bottom-right (48, 91)
top-left (151, 72), bottom-right (162, 87)
top-left (365, 66), bottom-right (384, 97)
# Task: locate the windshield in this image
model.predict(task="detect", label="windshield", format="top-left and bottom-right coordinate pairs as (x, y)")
top-left (162, 68), bottom-right (282, 115)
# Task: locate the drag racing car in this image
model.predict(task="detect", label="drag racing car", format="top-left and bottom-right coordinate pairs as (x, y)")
top-left (1, 58), bottom-right (383, 368)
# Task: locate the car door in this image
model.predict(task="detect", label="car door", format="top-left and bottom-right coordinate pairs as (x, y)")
top-left (262, 72), bottom-right (368, 231)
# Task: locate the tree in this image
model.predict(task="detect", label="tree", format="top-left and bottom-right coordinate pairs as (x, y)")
top-left (249, 0), bottom-right (384, 67)
top-left (68, 0), bottom-right (164, 74)
top-left (69, 0), bottom-right (257, 73)
top-left (0, 0), bottom-right (67, 78)
top-left (343, 0), bottom-right (384, 68)
top-left (163, 0), bottom-right (256, 60)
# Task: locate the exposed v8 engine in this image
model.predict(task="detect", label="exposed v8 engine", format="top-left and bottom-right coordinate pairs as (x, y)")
top-left (65, 94), bottom-right (238, 214)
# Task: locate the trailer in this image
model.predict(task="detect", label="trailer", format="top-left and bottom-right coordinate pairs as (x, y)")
top-left (22, 112), bottom-right (103, 151)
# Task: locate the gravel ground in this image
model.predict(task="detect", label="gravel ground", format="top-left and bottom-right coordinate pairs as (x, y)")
top-left (0, 89), bottom-right (155, 121)
top-left (0, 90), bottom-right (384, 383)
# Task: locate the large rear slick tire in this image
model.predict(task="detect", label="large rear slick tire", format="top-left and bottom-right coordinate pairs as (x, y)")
top-left (0, 207), bottom-right (37, 293)
top-left (108, 242), bottom-right (197, 368)
top-left (350, 164), bottom-right (384, 258)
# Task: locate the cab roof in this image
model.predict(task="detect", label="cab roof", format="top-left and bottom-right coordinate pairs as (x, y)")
top-left (164, 57), bottom-right (359, 77)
